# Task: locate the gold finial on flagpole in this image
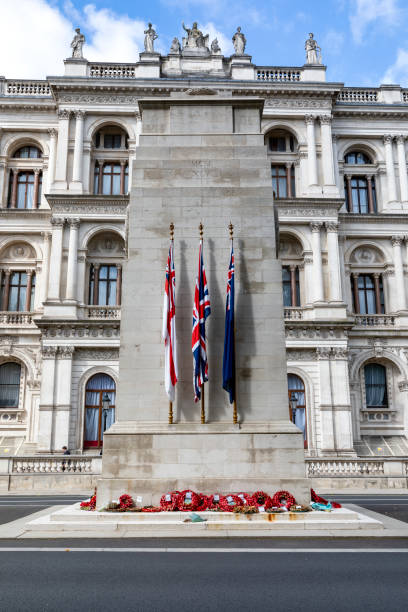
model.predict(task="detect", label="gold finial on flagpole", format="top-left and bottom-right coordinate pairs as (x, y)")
top-left (199, 222), bottom-right (204, 239)
top-left (229, 221), bottom-right (234, 240)
top-left (169, 222), bottom-right (174, 241)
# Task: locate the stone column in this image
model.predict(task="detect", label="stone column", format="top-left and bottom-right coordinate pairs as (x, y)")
top-left (305, 115), bottom-right (318, 188)
top-left (352, 273), bottom-right (360, 313)
top-left (383, 135), bottom-right (397, 204)
top-left (53, 346), bottom-right (74, 450)
top-left (319, 115), bottom-right (336, 192)
top-left (92, 264), bottom-right (100, 305)
top-left (116, 264), bottom-right (122, 306)
top-left (366, 175), bottom-right (375, 213)
top-left (54, 110), bottom-right (70, 191)
top-left (33, 169), bottom-right (40, 209)
top-left (47, 217), bottom-right (65, 301)
top-left (317, 347), bottom-right (335, 451)
top-left (76, 252), bottom-right (86, 304)
top-left (331, 348), bottom-right (353, 451)
top-left (310, 222), bottom-right (324, 302)
top-left (65, 218), bottom-right (80, 301)
top-left (70, 110), bottom-right (85, 191)
top-left (391, 235), bottom-right (407, 311)
top-left (332, 134), bottom-right (341, 189)
top-left (40, 232), bottom-right (51, 308)
top-left (396, 135), bottom-right (408, 203)
top-left (46, 128), bottom-right (57, 193)
top-left (120, 160), bottom-right (126, 195)
top-left (1, 270), bottom-right (11, 310)
top-left (25, 270), bottom-right (33, 311)
top-left (10, 170), bottom-right (18, 208)
top-left (326, 222), bottom-right (342, 302)
top-left (373, 274), bottom-right (382, 314)
top-left (0, 162), bottom-right (6, 206)
top-left (82, 142), bottom-right (91, 193)
top-left (303, 253), bottom-right (314, 304)
top-left (345, 174), bottom-right (353, 212)
top-left (297, 149), bottom-right (308, 196)
top-left (289, 265), bottom-right (297, 306)
top-left (37, 346), bottom-right (57, 452)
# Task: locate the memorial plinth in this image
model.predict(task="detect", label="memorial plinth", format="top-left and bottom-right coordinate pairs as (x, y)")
top-left (97, 93), bottom-right (308, 506)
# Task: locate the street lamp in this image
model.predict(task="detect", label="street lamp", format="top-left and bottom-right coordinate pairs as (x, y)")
top-left (102, 393), bottom-right (111, 432)
top-left (290, 396), bottom-right (298, 422)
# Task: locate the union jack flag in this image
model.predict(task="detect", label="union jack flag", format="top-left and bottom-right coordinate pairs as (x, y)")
top-left (162, 241), bottom-right (178, 401)
top-left (192, 240), bottom-right (211, 402)
top-left (222, 244), bottom-right (235, 403)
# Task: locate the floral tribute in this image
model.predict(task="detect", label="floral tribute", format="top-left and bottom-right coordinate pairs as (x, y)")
top-left (118, 494), bottom-right (134, 510)
top-left (160, 491), bottom-right (180, 511)
top-left (80, 494), bottom-right (96, 511)
top-left (141, 505), bottom-right (162, 513)
top-left (236, 492), bottom-right (253, 506)
top-left (311, 489), bottom-right (341, 508)
top-left (196, 494), bottom-right (211, 511)
top-left (271, 490), bottom-right (296, 510)
top-left (219, 494), bottom-right (245, 512)
top-left (250, 490), bottom-right (273, 509)
top-left (177, 489), bottom-right (201, 511)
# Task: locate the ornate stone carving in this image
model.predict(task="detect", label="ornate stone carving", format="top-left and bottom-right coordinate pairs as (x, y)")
top-left (57, 346), bottom-right (75, 359)
top-left (317, 347), bottom-right (331, 360)
top-left (350, 246), bottom-right (383, 265)
top-left (75, 348), bottom-right (120, 360)
top-left (319, 115), bottom-right (331, 125)
top-left (304, 114), bottom-right (316, 125)
top-left (68, 217), bottom-right (80, 228)
top-left (210, 39), bottom-right (221, 55)
top-left (58, 109), bottom-right (70, 120)
top-left (59, 94), bottom-right (141, 105)
top-left (144, 23), bottom-right (158, 53)
top-left (2, 242), bottom-right (36, 260)
top-left (232, 27), bottom-right (246, 55)
top-left (51, 217), bottom-right (65, 227)
top-left (310, 221), bottom-right (322, 232)
top-left (185, 88), bottom-right (217, 96)
top-left (326, 222), bottom-right (339, 232)
top-left (396, 135), bottom-right (406, 144)
top-left (170, 37), bottom-right (181, 54)
top-left (182, 22), bottom-right (209, 54)
top-left (41, 346), bottom-right (58, 358)
top-left (305, 33), bottom-right (322, 65)
top-left (71, 28), bottom-right (85, 59)
top-left (48, 128), bottom-right (57, 138)
top-left (383, 134), bottom-right (393, 145)
top-left (332, 347), bottom-right (349, 360)
top-left (391, 235), bottom-right (404, 247)
top-left (286, 349), bottom-right (318, 361)
top-left (73, 110), bottom-right (85, 120)
top-left (264, 98), bottom-right (332, 109)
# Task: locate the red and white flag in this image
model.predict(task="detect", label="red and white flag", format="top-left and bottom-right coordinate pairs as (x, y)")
top-left (162, 241), bottom-right (178, 401)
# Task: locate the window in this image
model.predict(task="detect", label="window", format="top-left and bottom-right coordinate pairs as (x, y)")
top-left (93, 163), bottom-right (127, 195)
top-left (89, 264), bottom-right (118, 306)
top-left (1, 271), bottom-right (35, 311)
top-left (104, 134), bottom-right (122, 149)
top-left (13, 146), bottom-right (42, 159)
top-left (288, 374), bottom-right (307, 447)
top-left (352, 274), bottom-right (384, 314)
top-left (345, 176), bottom-right (377, 213)
top-left (269, 134), bottom-right (294, 152)
top-left (0, 363), bottom-right (21, 408)
top-left (364, 363), bottom-right (388, 407)
top-left (7, 171), bottom-right (42, 209)
top-left (84, 373), bottom-right (116, 448)
top-left (344, 151), bottom-right (371, 165)
top-left (272, 165), bottom-right (295, 199)
top-left (282, 266), bottom-right (300, 307)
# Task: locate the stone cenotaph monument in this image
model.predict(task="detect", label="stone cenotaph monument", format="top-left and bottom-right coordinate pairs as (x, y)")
top-left (97, 73), bottom-right (308, 505)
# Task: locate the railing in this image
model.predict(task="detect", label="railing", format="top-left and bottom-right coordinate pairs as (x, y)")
top-left (354, 314), bottom-right (396, 326)
top-left (403, 91), bottom-right (408, 103)
top-left (84, 306), bottom-right (121, 319)
top-left (337, 88), bottom-right (378, 103)
top-left (306, 459), bottom-right (385, 477)
top-left (284, 307), bottom-right (303, 320)
top-left (0, 312), bottom-right (33, 325)
top-left (5, 80), bottom-right (51, 96)
top-left (89, 64), bottom-right (136, 78)
top-left (11, 455), bottom-right (101, 474)
top-left (256, 68), bottom-right (301, 82)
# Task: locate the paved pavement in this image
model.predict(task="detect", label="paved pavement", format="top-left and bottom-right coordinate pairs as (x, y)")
top-left (325, 493), bottom-right (408, 523)
top-left (0, 495), bottom-right (86, 525)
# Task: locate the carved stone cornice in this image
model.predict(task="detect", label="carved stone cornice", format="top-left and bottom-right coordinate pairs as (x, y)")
top-left (36, 320), bottom-right (121, 339)
top-left (46, 194), bottom-right (129, 217)
top-left (286, 349), bottom-right (317, 361)
top-left (75, 348), bottom-right (120, 360)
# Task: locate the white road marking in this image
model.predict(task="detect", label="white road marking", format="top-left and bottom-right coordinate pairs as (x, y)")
top-left (0, 548), bottom-right (407, 553)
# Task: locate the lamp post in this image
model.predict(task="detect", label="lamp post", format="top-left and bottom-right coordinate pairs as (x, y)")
top-left (290, 396), bottom-right (298, 424)
top-left (102, 393), bottom-right (111, 435)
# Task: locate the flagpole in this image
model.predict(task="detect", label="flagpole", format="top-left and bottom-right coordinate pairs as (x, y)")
top-left (169, 222), bottom-right (174, 425)
top-left (199, 222), bottom-right (206, 425)
top-left (229, 222), bottom-right (238, 425)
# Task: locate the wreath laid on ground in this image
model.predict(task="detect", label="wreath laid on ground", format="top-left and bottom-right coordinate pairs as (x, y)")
top-left (177, 489), bottom-right (201, 511)
top-left (207, 494), bottom-right (223, 511)
top-left (233, 505), bottom-right (259, 514)
top-left (80, 494), bottom-right (96, 511)
top-left (141, 506), bottom-right (162, 513)
top-left (219, 494), bottom-right (245, 512)
top-left (250, 490), bottom-right (273, 509)
top-left (196, 494), bottom-right (211, 511)
top-left (236, 492), bottom-right (253, 506)
top-left (271, 490), bottom-right (296, 510)
top-left (119, 494), bottom-right (134, 510)
top-left (311, 488), bottom-right (341, 508)
top-left (160, 491), bottom-right (180, 511)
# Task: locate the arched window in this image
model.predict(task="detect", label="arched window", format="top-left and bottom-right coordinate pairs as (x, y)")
top-left (267, 129), bottom-right (298, 199)
top-left (13, 146), bottom-right (42, 159)
top-left (84, 374), bottom-right (116, 448)
top-left (288, 373), bottom-right (307, 448)
top-left (92, 125), bottom-right (129, 195)
top-left (344, 151), bottom-right (371, 165)
top-left (364, 363), bottom-right (388, 407)
top-left (0, 362), bottom-right (21, 408)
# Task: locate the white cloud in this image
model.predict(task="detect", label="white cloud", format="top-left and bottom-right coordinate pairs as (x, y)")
top-left (201, 22), bottom-right (234, 56)
top-left (383, 48), bottom-right (408, 84)
top-left (350, 0), bottom-right (399, 44)
top-left (0, 0), bottom-right (147, 79)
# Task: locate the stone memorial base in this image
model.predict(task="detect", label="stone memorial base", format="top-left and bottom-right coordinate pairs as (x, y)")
top-left (25, 504), bottom-right (383, 538)
top-left (96, 422), bottom-right (309, 508)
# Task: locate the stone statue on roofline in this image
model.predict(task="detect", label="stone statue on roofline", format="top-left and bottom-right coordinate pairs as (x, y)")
top-left (144, 23), bottom-right (158, 53)
top-left (182, 22), bottom-right (209, 52)
top-left (211, 38), bottom-right (221, 55)
top-left (232, 27), bottom-right (246, 55)
top-left (170, 37), bottom-right (181, 55)
top-left (71, 28), bottom-right (85, 59)
top-left (305, 33), bottom-right (322, 65)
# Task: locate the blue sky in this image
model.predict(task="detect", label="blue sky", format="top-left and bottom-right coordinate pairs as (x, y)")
top-left (1, 0), bottom-right (408, 86)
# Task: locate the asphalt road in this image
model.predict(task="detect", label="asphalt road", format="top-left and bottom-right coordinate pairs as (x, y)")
top-left (325, 493), bottom-right (408, 523)
top-left (0, 495), bottom-right (86, 525)
top-left (0, 548), bottom-right (407, 611)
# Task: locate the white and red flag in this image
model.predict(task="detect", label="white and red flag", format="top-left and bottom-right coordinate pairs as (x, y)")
top-left (162, 241), bottom-right (178, 401)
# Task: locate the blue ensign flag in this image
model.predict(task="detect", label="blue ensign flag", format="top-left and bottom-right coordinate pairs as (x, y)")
top-left (222, 244), bottom-right (235, 403)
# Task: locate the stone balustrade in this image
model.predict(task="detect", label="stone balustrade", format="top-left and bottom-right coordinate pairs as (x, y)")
top-left (306, 459), bottom-right (385, 477)
top-left (4, 80), bottom-right (51, 96)
top-left (10, 455), bottom-right (101, 474)
top-left (256, 67), bottom-right (301, 82)
top-left (337, 88), bottom-right (378, 103)
top-left (84, 306), bottom-right (121, 319)
top-left (284, 307), bottom-right (303, 320)
top-left (0, 312), bottom-right (34, 325)
top-left (354, 314), bottom-right (396, 326)
top-left (89, 63), bottom-right (136, 78)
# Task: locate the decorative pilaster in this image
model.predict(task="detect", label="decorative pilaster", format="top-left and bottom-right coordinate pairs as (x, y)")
top-left (352, 273), bottom-right (360, 313)
top-left (11, 170), bottom-right (18, 208)
top-left (116, 264), bottom-right (122, 306)
top-left (54, 110), bottom-right (70, 190)
top-left (54, 346), bottom-right (75, 450)
top-left (33, 169), bottom-right (40, 209)
top-left (305, 115), bottom-right (318, 188)
top-left (25, 270), bottom-right (34, 312)
top-left (319, 115), bottom-right (336, 193)
top-left (40, 232), bottom-right (51, 308)
top-left (310, 222), bottom-right (324, 302)
top-left (38, 345), bottom-right (58, 452)
top-left (47, 217), bottom-right (65, 301)
top-left (92, 264), bottom-right (100, 305)
top-left (391, 235), bottom-right (407, 311)
top-left (366, 175), bottom-right (375, 213)
top-left (396, 135), bottom-right (408, 203)
top-left (345, 174), bottom-right (353, 212)
top-left (65, 218), bottom-right (80, 301)
top-left (46, 128), bottom-right (57, 193)
top-left (383, 135), bottom-right (397, 204)
top-left (1, 270), bottom-right (11, 310)
top-left (326, 222), bottom-right (342, 302)
top-left (70, 110), bottom-right (85, 191)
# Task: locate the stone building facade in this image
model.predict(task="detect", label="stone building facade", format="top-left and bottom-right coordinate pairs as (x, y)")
top-left (1, 31), bottom-right (408, 478)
